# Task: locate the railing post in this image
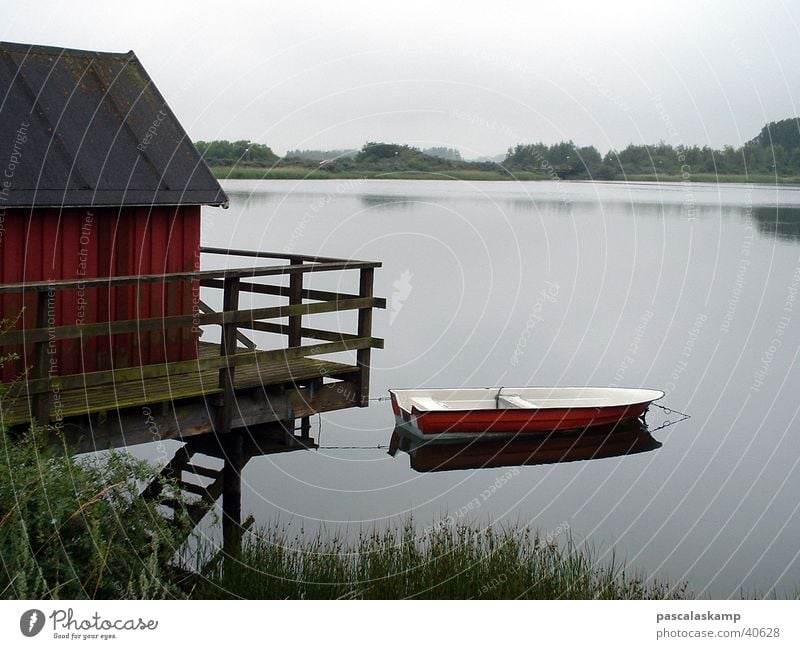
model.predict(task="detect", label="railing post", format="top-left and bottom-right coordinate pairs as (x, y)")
top-left (216, 275), bottom-right (240, 434)
top-left (289, 259), bottom-right (305, 440)
top-left (288, 257), bottom-right (303, 348)
top-left (356, 267), bottom-right (374, 407)
top-left (32, 289), bottom-right (51, 426)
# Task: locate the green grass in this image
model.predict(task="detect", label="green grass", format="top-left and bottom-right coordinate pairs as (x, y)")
top-left (189, 521), bottom-right (685, 599)
top-left (622, 173), bottom-right (800, 185)
top-left (210, 165), bottom-right (338, 180)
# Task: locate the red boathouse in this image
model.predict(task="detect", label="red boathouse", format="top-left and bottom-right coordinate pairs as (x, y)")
top-left (0, 42), bottom-right (384, 554)
top-left (0, 41), bottom-right (228, 380)
top-left (0, 40), bottom-right (382, 472)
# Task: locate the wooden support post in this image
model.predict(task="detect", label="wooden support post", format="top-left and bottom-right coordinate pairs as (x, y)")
top-left (33, 289), bottom-right (51, 425)
top-left (287, 258), bottom-right (303, 441)
top-left (356, 268), bottom-right (374, 407)
top-left (217, 277), bottom-right (242, 560)
top-left (222, 430), bottom-right (243, 559)
top-left (300, 415), bottom-right (311, 439)
top-left (287, 257), bottom-right (303, 348)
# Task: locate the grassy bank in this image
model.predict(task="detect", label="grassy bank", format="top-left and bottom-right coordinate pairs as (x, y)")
top-left (210, 166), bottom-right (800, 184)
top-left (210, 166), bottom-right (552, 181)
top-left (0, 432), bottom-right (684, 599)
top-left (190, 522), bottom-right (684, 599)
top-left (621, 173), bottom-right (800, 185)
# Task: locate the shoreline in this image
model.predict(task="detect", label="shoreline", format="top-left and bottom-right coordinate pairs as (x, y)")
top-left (211, 166), bottom-right (800, 185)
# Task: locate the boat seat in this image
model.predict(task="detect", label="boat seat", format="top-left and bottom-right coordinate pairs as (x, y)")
top-left (498, 395), bottom-right (539, 409)
top-left (410, 397), bottom-right (448, 411)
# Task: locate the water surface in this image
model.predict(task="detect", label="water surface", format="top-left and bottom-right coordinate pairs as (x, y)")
top-left (202, 179), bottom-right (800, 597)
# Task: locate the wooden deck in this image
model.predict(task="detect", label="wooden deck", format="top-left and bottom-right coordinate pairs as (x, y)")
top-left (0, 342), bottom-right (360, 427)
top-left (0, 248), bottom-right (384, 452)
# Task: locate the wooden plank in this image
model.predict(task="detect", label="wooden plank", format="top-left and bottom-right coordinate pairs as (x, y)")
top-left (1, 355), bottom-right (361, 426)
top-left (198, 299), bottom-right (256, 349)
top-left (229, 357), bottom-right (358, 386)
top-left (181, 481), bottom-right (213, 497)
top-left (248, 321), bottom-right (373, 344)
top-left (15, 338), bottom-right (376, 396)
top-left (52, 380), bottom-right (355, 452)
top-left (184, 463), bottom-right (221, 479)
top-left (287, 382), bottom-right (359, 418)
top-left (0, 260), bottom-right (382, 295)
top-left (199, 246), bottom-right (375, 265)
top-left (200, 278), bottom-right (387, 309)
top-left (0, 297), bottom-right (381, 346)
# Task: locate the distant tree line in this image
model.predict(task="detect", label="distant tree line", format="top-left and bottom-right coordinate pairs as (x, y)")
top-left (423, 147), bottom-right (462, 161)
top-left (283, 146), bottom-right (462, 163)
top-left (280, 142), bottom-right (494, 173)
top-left (504, 118), bottom-right (800, 179)
top-left (194, 140), bottom-right (278, 167)
top-left (285, 148), bottom-right (358, 161)
top-left (196, 118), bottom-right (800, 179)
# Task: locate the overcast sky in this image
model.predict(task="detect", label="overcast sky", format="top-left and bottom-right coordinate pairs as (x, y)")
top-left (3, 0), bottom-right (800, 158)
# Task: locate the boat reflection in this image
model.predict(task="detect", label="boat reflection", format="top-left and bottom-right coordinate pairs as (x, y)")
top-left (388, 420), bottom-right (661, 472)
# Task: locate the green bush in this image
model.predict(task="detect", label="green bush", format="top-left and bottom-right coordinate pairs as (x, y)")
top-left (0, 431), bottom-right (193, 599)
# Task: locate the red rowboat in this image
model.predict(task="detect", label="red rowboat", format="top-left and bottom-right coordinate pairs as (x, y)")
top-left (388, 387), bottom-right (665, 441)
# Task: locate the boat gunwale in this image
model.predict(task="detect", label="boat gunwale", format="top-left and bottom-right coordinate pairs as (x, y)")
top-left (389, 386), bottom-right (665, 414)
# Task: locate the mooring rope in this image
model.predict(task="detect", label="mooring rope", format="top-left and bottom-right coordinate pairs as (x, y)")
top-left (495, 386), bottom-right (504, 409)
top-left (314, 413), bottom-right (389, 449)
top-left (648, 402), bottom-right (691, 432)
top-left (317, 445), bottom-right (391, 450)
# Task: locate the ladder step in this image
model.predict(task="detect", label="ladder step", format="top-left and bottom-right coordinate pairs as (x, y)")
top-left (181, 481), bottom-right (213, 497)
top-left (183, 463), bottom-right (222, 479)
top-left (160, 499), bottom-right (209, 525)
top-left (160, 498), bottom-right (185, 511)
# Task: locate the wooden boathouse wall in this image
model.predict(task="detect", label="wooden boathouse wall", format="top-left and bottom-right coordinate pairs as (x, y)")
top-left (0, 205), bottom-right (201, 380)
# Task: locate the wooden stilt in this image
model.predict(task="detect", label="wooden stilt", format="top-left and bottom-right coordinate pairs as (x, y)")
top-left (222, 429), bottom-right (243, 560)
top-left (218, 276), bottom-right (243, 560)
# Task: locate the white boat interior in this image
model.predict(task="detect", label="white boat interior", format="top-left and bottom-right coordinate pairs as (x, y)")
top-left (390, 387), bottom-right (665, 413)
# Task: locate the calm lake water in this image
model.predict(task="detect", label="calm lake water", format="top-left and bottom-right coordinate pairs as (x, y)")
top-left (199, 178), bottom-right (800, 597)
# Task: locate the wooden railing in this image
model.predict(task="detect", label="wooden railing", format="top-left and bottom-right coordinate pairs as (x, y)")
top-left (0, 248), bottom-right (384, 428)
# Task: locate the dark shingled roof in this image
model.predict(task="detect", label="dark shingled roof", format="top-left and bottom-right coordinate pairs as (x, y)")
top-left (0, 41), bottom-right (227, 208)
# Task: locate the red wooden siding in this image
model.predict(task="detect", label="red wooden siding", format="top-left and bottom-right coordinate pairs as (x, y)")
top-left (0, 205), bottom-right (201, 382)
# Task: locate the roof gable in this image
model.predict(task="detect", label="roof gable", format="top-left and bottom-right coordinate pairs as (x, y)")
top-left (0, 42), bottom-right (227, 208)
